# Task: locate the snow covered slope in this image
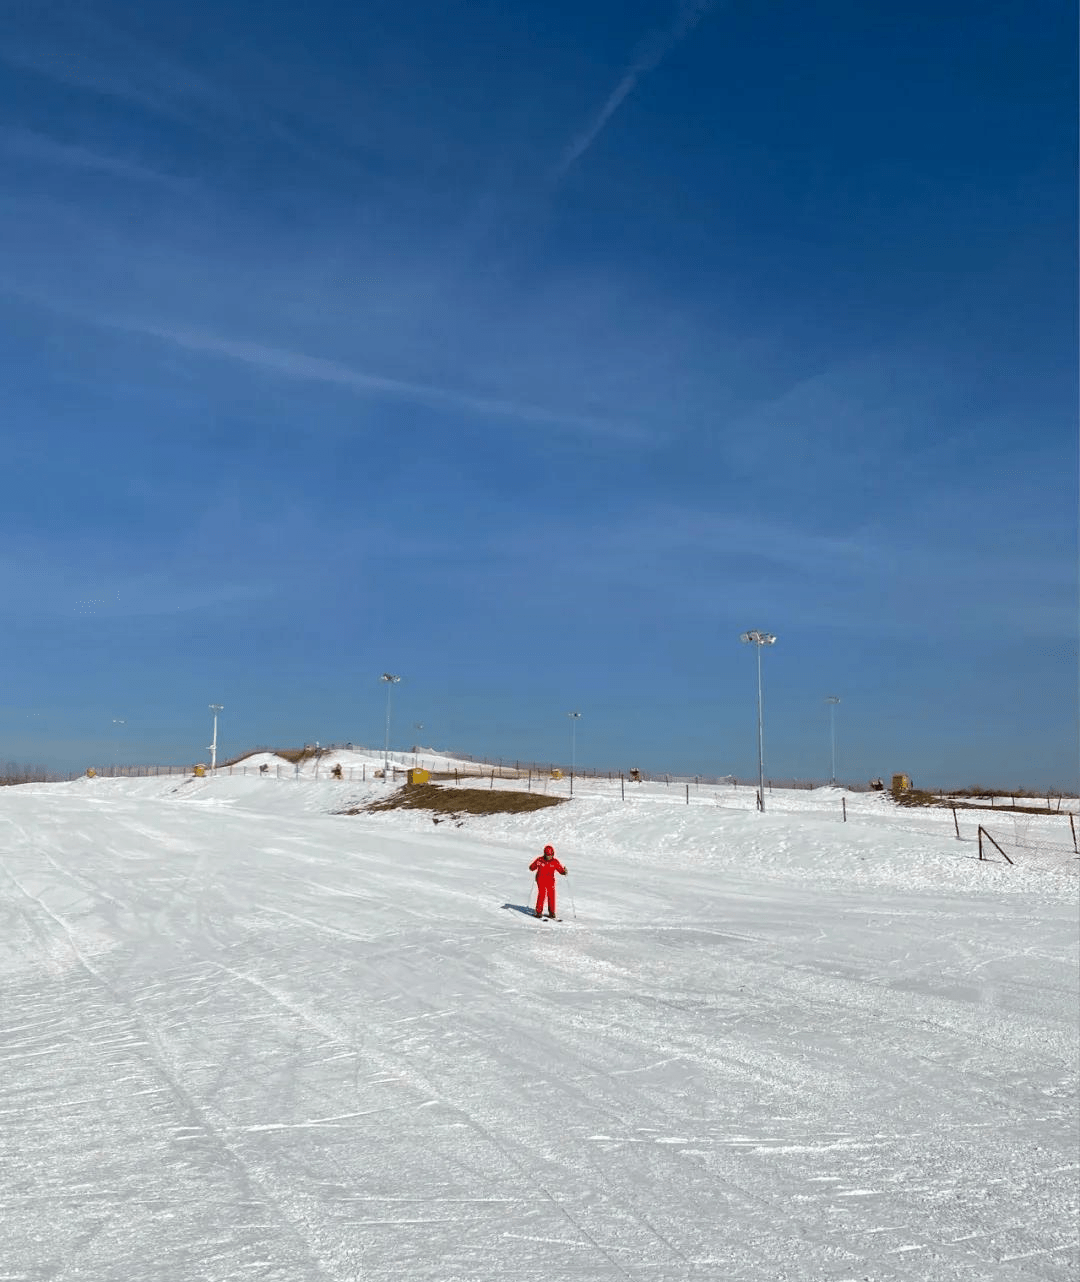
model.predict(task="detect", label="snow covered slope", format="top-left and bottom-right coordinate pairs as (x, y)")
top-left (1, 775), bottom-right (1075, 1280)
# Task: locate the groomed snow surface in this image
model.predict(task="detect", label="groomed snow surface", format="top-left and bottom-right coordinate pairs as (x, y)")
top-left (1, 753), bottom-right (1076, 1282)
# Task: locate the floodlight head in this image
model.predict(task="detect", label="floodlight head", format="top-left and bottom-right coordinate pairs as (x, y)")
top-left (209, 704), bottom-right (223, 713)
top-left (568, 711), bottom-right (581, 719)
top-left (740, 630), bottom-right (776, 646)
top-left (380, 673), bottom-right (401, 684)
top-left (825, 696), bottom-right (840, 705)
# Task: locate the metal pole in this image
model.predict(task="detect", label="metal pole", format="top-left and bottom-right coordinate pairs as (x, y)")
top-left (384, 687), bottom-right (391, 775)
top-left (112, 719), bottom-right (125, 773)
top-left (208, 705), bottom-right (223, 774)
top-left (741, 631), bottom-right (776, 814)
top-left (381, 674), bottom-right (400, 779)
top-left (567, 711), bottom-right (581, 775)
top-left (825, 696), bottom-right (840, 784)
top-left (755, 645), bottom-right (765, 812)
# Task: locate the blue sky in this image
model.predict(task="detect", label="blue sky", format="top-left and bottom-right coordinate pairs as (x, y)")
top-left (0, 0), bottom-right (1075, 788)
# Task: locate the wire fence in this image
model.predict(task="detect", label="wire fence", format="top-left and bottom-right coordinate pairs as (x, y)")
top-left (976, 818), bottom-right (1078, 874)
top-left (4, 750), bottom-right (1078, 876)
top-left (271, 744), bottom-right (878, 792)
top-left (4, 749), bottom-right (1077, 823)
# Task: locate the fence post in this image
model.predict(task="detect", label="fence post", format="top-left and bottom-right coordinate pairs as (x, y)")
top-left (978, 825), bottom-right (1014, 865)
top-left (952, 806), bottom-right (960, 839)
top-left (842, 797), bottom-right (847, 822)
top-left (1070, 813), bottom-right (1077, 854)
top-left (621, 773), bottom-right (625, 800)
top-left (685, 784), bottom-right (689, 805)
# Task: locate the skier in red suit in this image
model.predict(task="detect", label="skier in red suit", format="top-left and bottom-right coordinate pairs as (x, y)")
top-left (529, 845), bottom-right (567, 918)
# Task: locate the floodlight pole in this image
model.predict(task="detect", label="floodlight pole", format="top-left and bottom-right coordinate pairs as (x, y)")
top-left (413, 723), bottom-right (423, 766)
top-left (208, 705), bottom-right (223, 774)
top-left (567, 711), bottom-right (581, 775)
top-left (825, 696), bottom-right (840, 784)
top-left (739, 631), bottom-right (777, 812)
top-left (381, 674), bottom-right (401, 779)
top-left (112, 718), bottom-right (126, 774)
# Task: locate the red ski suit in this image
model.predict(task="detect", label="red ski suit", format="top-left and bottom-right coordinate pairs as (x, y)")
top-left (529, 853), bottom-right (567, 916)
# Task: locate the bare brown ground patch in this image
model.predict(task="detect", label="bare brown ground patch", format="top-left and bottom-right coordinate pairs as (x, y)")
top-left (344, 783), bottom-right (565, 817)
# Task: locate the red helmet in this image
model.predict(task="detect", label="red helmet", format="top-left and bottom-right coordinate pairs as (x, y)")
top-left (543, 845), bottom-right (555, 857)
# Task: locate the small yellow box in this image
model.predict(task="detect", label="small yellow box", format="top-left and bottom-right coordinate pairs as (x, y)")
top-left (194, 764), bottom-right (206, 778)
top-left (407, 768), bottom-right (430, 785)
top-left (550, 768), bottom-right (563, 780)
top-left (891, 773), bottom-right (910, 791)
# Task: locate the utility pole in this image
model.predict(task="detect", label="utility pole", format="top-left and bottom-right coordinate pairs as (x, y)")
top-left (112, 718), bottom-right (126, 774)
top-left (825, 696), bottom-right (840, 784)
top-left (381, 674), bottom-right (401, 779)
top-left (208, 705), bottom-right (223, 774)
top-left (739, 632), bottom-right (776, 811)
top-left (567, 711), bottom-right (581, 775)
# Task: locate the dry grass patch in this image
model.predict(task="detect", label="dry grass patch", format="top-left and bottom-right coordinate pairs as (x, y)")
top-left (346, 783), bottom-right (565, 818)
top-left (891, 786), bottom-right (942, 808)
top-left (892, 787), bottom-right (1069, 816)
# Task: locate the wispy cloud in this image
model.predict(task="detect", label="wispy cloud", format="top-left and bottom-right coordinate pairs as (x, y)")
top-left (112, 318), bottom-right (647, 439)
top-left (0, 126), bottom-right (193, 193)
top-left (0, 545), bottom-right (272, 620)
top-left (426, 498), bottom-right (1074, 642)
top-left (556, 0), bottom-right (715, 178)
top-left (0, 0), bottom-right (231, 119)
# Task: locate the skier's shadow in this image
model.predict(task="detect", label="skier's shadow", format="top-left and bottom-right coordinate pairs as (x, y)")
top-left (501, 903), bottom-right (538, 918)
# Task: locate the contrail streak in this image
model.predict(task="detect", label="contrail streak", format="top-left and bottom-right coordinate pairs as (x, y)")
top-left (556, 0), bottom-right (715, 177)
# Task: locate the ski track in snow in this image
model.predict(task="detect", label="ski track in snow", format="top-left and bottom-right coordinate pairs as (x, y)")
top-left (0, 771), bottom-right (1076, 1281)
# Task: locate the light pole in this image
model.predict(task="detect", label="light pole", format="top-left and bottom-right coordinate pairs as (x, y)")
top-left (567, 711), bottom-right (581, 775)
top-left (208, 705), bottom-right (223, 774)
top-left (112, 718), bottom-right (126, 776)
top-left (825, 696), bottom-right (840, 784)
top-left (380, 674), bottom-right (401, 779)
top-left (739, 631), bottom-right (777, 812)
top-left (413, 723), bottom-right (423, 766)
